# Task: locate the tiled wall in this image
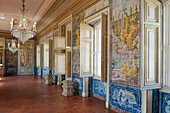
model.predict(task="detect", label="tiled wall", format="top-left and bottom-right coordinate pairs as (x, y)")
top-left (5, 38), bottom-right (18, 75)
top-left (109, 0), bottom-right (142, 112)
top-left (159, 92), bottom-right (170, 113)
top-left (152, 89), bottom-right (159, 113)
top-left (72, 11), bottom-right (108, 98)
top-left (72, 74), bottom-right (83, 93)
top-left (34, 67), bottom-right (40, 75)
top-left (111, 0), bottom-right (140, 86)
top-left (42, 68), bottom-right (47, 77)
top-left (109, 83), bottom-right (142, 113)
top-left (36, 0), bottom-right (166, 113)
top-left (72, 11), bottom-right (84, 93)
top-left (93, 79), bottom-right (107, 99)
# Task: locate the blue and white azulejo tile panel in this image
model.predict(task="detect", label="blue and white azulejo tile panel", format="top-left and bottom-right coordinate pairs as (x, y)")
top-left (109, 83), bottom-right (142, 113)
top-left (159, 92), bottom-right (170, 113)
top-left (93, 79), bottom-right (106, 98)
top-left (72, 74), bottom-right (83, 93)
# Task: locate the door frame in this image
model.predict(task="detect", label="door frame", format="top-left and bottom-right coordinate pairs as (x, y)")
top-left (58, 14), bottom-right (73, 80)
top-left (162, 0), bottom-right (170, 91)
top-left (18, 40), bottom-right (35, 75)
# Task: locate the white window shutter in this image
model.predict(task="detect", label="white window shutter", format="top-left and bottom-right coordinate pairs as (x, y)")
top-left (142, 0), bottom-right (162, 89)
top-left (49, 39), bottom-right (53, 70)
top-left (40, 44), bottom-right (44, 68)
top-left (101, 13), bottom-right (108, 82)
top-left (54, 36), bottom-right (66, 75)
top-left (80, 23), bottom-right (93, 77)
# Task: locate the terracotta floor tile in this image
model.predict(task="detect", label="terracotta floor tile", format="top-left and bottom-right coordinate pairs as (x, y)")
top-left (0, 75), bottom-right (116, 113)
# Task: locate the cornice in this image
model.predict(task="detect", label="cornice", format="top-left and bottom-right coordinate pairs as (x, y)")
top-left (32, 0), bottom-right (46, 19)
top-left (36, 0), bottom-right (56, 23)
top-left (0, 32), bottom-right (15, 38)
top-left (36, 0), bottom-right (100, 39)
top-left (0, 29), bottom-right (11, 33)
top-left (37, 0), bottom-right (65, 27)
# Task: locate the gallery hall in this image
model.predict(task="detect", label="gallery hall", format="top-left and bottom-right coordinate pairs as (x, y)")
top-left (0, 0), bottom-right (169, 113)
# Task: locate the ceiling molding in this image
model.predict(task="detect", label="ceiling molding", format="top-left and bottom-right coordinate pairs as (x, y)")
top-left (0, 32), bottom-right (15, 38)
top-left (0, 0), bottom-right (56, 31)
top-left (36, 0), bottom-right (100, 39)
top-left (0, 20), bottom-right (9, 24)
top-left (0, 29), bottom-right (11, 33)
top-left (36, 0), bottom-right (56, 23)
top-left (0, 13), bottom-right (32, 20)
top-left (37, 0), bottom-right (65, 27)
top-left (32, 0), bottom-right (46, 19)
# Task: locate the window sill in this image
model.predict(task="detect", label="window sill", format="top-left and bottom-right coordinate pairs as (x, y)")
top-left (159, 87), bottom-right (170, 94)
top-left (93, 76), bottom-right (101, 80)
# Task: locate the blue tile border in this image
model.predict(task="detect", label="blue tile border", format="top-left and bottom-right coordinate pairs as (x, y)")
top-left (109, 83), bottom-right (142, 113)
top-left (152, 89), bottom-right (159, 113)
top-left (42, 68), bottom-right (47, 77)
top-left (34, 67), bottom-right (40, 75)
top-left (93, 79), bottom-right (106, 98)
top-left (72, 74), bottom-right (83, 93)
top-left (159, 92), bottom-right (170, 113)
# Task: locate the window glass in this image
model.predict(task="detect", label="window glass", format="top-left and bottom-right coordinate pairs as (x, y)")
top-left (94, 23), bottom-right (101, 77)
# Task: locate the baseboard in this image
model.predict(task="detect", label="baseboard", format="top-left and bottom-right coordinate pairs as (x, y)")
top-left (106, 101), bottom-right (109, 109)
top-left (93, 94), bottom-right (106, 101)
top-left (110, 105), bottom-right (129, 113)
top-left (82, 92), bottom-right (88, 97)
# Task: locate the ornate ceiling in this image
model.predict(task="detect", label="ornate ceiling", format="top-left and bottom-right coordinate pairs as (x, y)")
top-left (0, 0), bottom-right (56, 32)
top-left (0, 0), bottom-right (99, 38)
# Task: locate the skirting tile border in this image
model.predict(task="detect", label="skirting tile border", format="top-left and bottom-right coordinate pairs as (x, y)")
top-left (93, 94), bottom-right (106, 101)
top-left (110, 105), bottom-right (129, 113)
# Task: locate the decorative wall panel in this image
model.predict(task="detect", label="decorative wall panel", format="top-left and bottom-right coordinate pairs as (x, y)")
top-left (88, 77), bottom-right (93, 95)
top-left (72, 74), bottom-right (83, 93)
top-left (5, 38), bottom-right (18, 75)
top-left (111, 0), bottom-right (140, 86)
top-left (93, 79), bottom-right (106, 98)
top-left (152, 89), bottom-right (159, 113)
top-left (35, 67), bottom-right (39, 75)
top-left (159, 92), bottom-right (170, 113)
top-left (109, 83), bottom-right (142, 113)
top-left (72, 11), bottom-right (88, 93)
top-left (42, 68), bottom-right (47, 77)
top-left (72, 11), bottom-right (84, 75)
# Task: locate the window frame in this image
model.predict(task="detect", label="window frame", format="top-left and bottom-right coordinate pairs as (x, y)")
top-left (94, 23), bottom-right (102, 78)
top-left (162, 0), bottom-right (170, 92)
top-left (84, 7), bottom-right (109, 81)
top-left (36, 45), bottom-right (40, 67)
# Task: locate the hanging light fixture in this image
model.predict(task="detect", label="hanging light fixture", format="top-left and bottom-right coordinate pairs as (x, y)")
top-left (10, 0), bottom-right (37, 44)
top-left (8, 39), bottom-right (19, 53)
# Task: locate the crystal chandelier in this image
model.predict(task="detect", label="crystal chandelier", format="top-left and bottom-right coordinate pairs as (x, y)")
top-left (10, 0), bottom-right (37, 44)
top-left (8, 39), bottom-right (19, 53)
